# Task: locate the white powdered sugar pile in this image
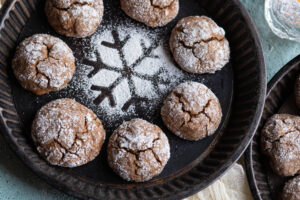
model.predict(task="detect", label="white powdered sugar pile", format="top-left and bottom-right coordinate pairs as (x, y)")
top-left (72, 24), bottom-right (185, 120)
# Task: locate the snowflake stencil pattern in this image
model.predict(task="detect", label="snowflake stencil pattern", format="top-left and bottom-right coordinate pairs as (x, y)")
top-left (82, 26), bottom-right (183, 114)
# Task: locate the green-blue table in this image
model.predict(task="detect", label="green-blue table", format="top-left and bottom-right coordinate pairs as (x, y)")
top-left (0, 0), bottom-right (299, 199)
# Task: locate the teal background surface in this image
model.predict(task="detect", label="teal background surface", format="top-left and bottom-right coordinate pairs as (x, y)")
top-left (0, 0), bottom-right (299, 199)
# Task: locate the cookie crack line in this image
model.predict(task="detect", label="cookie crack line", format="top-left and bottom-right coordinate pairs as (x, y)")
top-left (203, 99), bottom-right (213, 123)
top-left (173, 91), bottom-right (213, 129)
top-left (52, 1), bottom-right (95, 34)
top-left (50, 137), bottom-right (81, 166)
top-left (34, 43), bottom-right (63, 89)
top-left (53, 139), bottom-right (67, 163)
top-left (117, 145), bottom-right (163, 167)
top-left (115, 135), bottom-right (163, 166)
top-left (176, 24), bottom-right (225, 44)
top-left (150, 0), bottom-right (176, 9)
top-left (34, 45), bottom-right (53, 88)
top-left (265, 118), bottom-right (299, 142)
top-left (264, 130), bottom-right (299, 152)
top-left (83, 114), bottom-right (101, 144)
top-left (53, 131), bottom-right (85, 165)
top-left (281, 118), bottom-right (300, 133)
top-left (53, 1), bottom-right (92, 11)
top-left (179, 36), bottom-right (225, 47)
top-left (176, 37), bottom-right (226, 61)
top-left (52, 111), bottom-right (91, 159)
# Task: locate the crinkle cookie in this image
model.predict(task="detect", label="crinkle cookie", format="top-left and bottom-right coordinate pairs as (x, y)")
top-left (32, 98), bottom-right (106, 167)
top-left (12, 34), bottom-right (75, 95)
top-left (281, 176), bottom-right (300, 200)
top-left (107, 118), bottom-right (170, 182)
top-left (161, 82), bottom-right (222, 141)
top-left (120, 0), bottom-right (179, 27)
top-left (261, 114), bottom-right (300, 176)
top-left (170, 16), bottom-right (230, 74)
top-left (45, 0), bottom-right (104, 37)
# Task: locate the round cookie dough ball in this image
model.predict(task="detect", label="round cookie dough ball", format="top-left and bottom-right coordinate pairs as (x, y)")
top-left (12, 34), bottom-right (75, 95)
top-left (295, 73), bottom-right (300, 109)
top-left (120, 0), bottom-right (179, 27)
top-left (161, 82), bottom-right (222, 141)
top-left (32, 98), bottom-right (106, 167)
top-left (261, 114), bottom-right (300, 176)
top-left (282, 176), bottom-right (300, 200)
top-left (107, 118), bottom-right (170, 182)
top-left (170, 16), bottom-right (230, 74)
top-left (45, 0), bottom-right (104, 37)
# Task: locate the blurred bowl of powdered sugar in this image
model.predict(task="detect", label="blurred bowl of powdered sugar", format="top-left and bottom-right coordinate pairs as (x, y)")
top-left (265, 0), bottom-right (300, 42)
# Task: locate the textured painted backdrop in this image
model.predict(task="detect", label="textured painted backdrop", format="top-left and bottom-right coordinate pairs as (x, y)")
top-left (0, 0), bottom-right (299, 199)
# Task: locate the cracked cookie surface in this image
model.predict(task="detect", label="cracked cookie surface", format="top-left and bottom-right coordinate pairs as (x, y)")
top-left (120, 0), bottom-right (179, 27)
top-left (161, 82), bottom-right (222, 141)
top-left (282, 176), bottom-right (300, 200)
top-left (45, 0), bottom-right (104, 37)
top-left (107, 118), bottom-right (170, 182)
top-left (170, 16), bottom-right (230, 74)
top-left (12, 34), bottom-right (75, 95)
top-left (32, 98), bottom-right (106, 167)
top-left (261, 114), bottom-right (300, 176)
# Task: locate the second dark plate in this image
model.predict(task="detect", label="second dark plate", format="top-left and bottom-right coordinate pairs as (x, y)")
top-left (0, 0), bottom-right (266, 199)
top-left (245, 55), bottom-right (300, 200)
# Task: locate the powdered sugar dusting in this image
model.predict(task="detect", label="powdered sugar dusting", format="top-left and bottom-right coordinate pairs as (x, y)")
top-left (262, 114), bottom-right (300, 176)
top-left (170, 16), bottom-right (230, 74)
top-left (161, 81), bottom-right (222, 141)
top-left (73, 24), bottom-right (185, 120)
top-left (12, 34), bottom-right (75, 94)
top-left (282, 176), bottom-right (300, 200)
top-left (120, 0), bottom-right (179, 27)
top-left (47, 0), bottom-right (104, 37)
top-left (32, 98), bottom-right (105, 168)
top-left (107, 119), bottom-right (170, 182)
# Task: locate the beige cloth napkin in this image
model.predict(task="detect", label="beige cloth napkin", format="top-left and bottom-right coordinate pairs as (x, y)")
top-left (0, 1), bottom-right (254, 200)
top-left (184, 163), bottom-right (253, 200)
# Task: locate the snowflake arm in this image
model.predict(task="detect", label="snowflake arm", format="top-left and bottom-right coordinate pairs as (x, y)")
top-left (83, 28), bottom-right (174, 113)
top-left (82, 50), bottom-right (122, 78)
top-left (130, 40), bottom-right (159, 69)
top-left (101, 30), bottom-right (130, 50)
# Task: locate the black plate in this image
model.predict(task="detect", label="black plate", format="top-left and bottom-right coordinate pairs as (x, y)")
top-left (245, 55), bottom-right (300, 200)
top-left (0, 0), bottom-right (266, 199)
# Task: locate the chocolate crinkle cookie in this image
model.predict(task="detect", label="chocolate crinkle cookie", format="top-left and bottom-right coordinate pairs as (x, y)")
top-left (261, 114), bottom-right (300, 176)
top-left (45, 0), bottom-right (104, 37)
top-left (120, 0), bottom-right (179, 27)
top-left (32, 98), bottom-right (106, 168)
top-left (107, 118), bottom-right (170, 182)
top-left (282, 176), bottom-right (300, 200)
top-left (161, 82), bottom-right (222, 141)
top-left (12, 34), bottom-right (75, 95)
top-left (170, 16), bottom-right (230, 74)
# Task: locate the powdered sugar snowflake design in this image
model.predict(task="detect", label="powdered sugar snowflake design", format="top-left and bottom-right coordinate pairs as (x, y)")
top-left (83, 26), bottom-right (184, 117)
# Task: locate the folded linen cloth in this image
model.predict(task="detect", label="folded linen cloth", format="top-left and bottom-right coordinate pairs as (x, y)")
top-left (184, 163), bottom-right (253, 200)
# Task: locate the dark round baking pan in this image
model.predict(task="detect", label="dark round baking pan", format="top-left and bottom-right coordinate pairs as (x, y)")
top-left (245, 55), bottom-right (300, 200)
top-left (0, 0), bottom-right (266, 199)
